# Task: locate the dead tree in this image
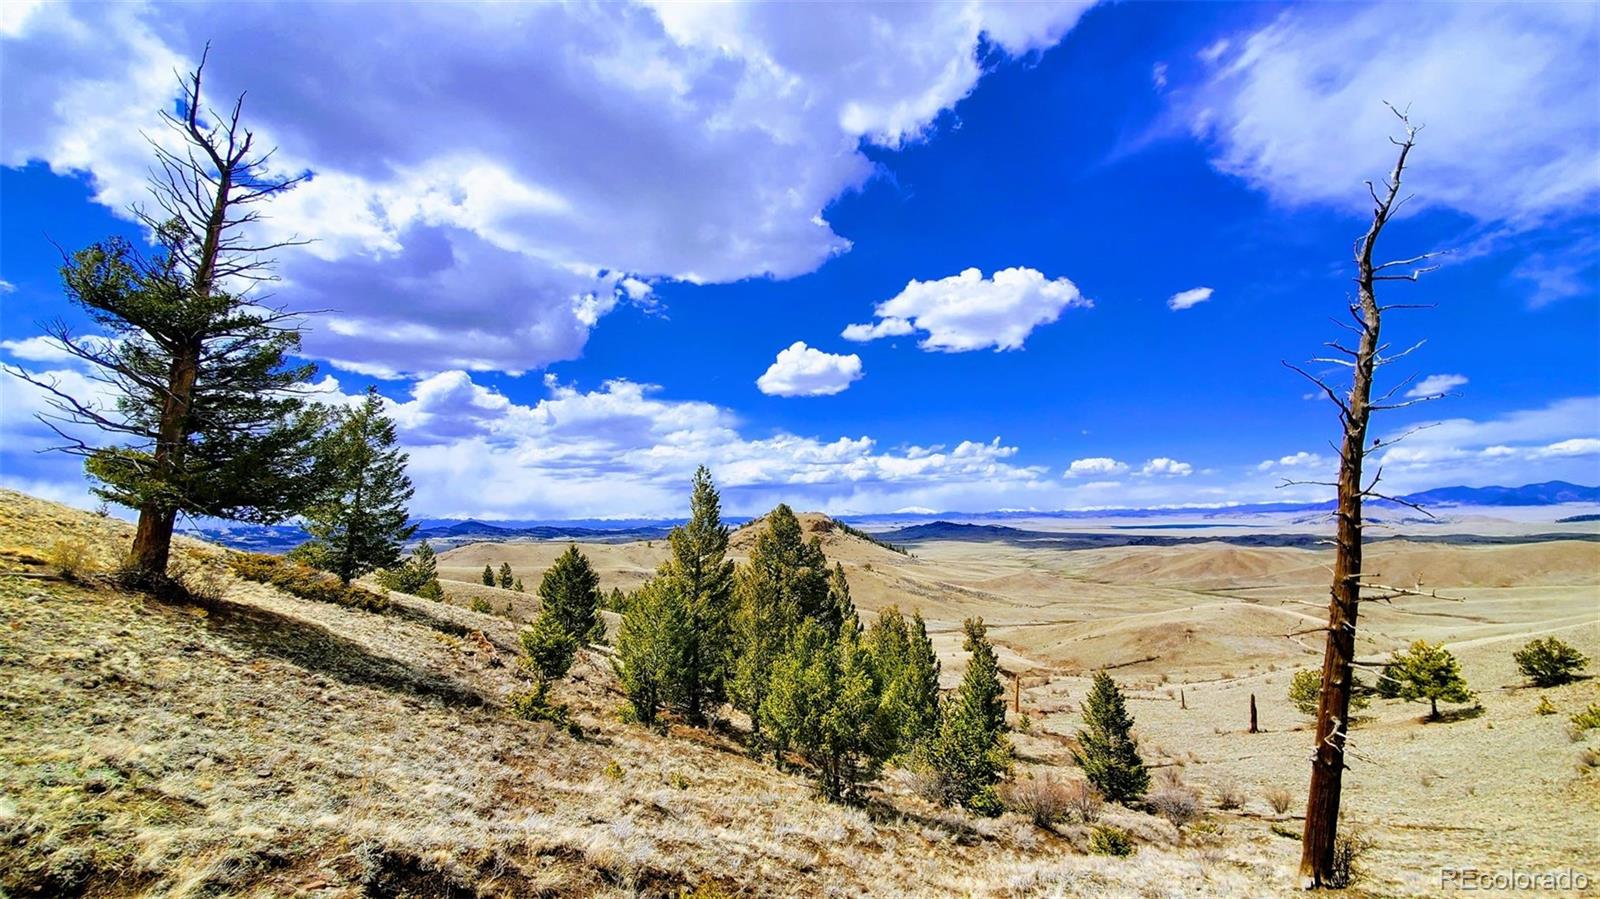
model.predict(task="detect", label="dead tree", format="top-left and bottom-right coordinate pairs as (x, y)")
top-left (1250, 693), bottom-right (1258, 734)
top-left (1284, 107), bottom-right (1449, 888)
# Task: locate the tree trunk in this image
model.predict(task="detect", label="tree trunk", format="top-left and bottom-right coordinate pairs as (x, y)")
top-left (1250, 693), bottom-right (1258, 734)
top-left (1299, 125), bottom-right (1417, 888)
top-left (128, 344), bottom-right (200, 579)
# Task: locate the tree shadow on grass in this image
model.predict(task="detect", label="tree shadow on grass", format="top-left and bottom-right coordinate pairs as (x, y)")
top-left (1428, 703), bottom-right (1486, 724)
top-left (201, 598), bottom-right (483, 707)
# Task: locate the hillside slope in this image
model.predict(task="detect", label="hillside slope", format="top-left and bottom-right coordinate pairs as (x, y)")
top-left (0, 490), bottom-right (1288, 898)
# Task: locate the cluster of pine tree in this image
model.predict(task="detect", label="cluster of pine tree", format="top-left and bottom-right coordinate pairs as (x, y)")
top-left (480, 562), bottom-right (525, 591)
top-left (614, 468), bottom-right (1006, 806)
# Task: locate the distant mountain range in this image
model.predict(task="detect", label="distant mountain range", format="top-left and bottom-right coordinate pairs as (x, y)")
top-left (181, 481), bottom-right (1598, 554)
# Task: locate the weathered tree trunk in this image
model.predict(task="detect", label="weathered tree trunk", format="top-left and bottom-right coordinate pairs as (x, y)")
top-left (129, 344), bottom-right (200, 577)
top-left (1250, 693), bottom-right (1258, 734)
top-left (1299, 118), bottom-right (1424, 888)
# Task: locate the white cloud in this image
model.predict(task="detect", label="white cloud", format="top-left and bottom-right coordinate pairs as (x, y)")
top-left (1065, 457), bottom-right (1129, 478)
top-left (356, 372), bottom-right (1055, 517)
top-left (0, 279), bottom-right (14, 293)
top-left (1167, 286), bottom-right (1213, 311)
top-left (843, 267), bottom-right (1091, 352)
top-left (1191, 4), bottom-right (1600, 227)
top-left (1406, 373), bottom-right (1467, 399)
top-left (756, 342), bottom-right (863, 397)
top-left (0, 1), bottom-right (1094, 377)
top-left (1151, 62), bottom-right (1168, 90)
top-left (1139, 457), bottom-right (1193, 477)
top-left (1370, 396), bottom-right (1600, 488)
top-left (1257, 451), bottom-right (1326, 472)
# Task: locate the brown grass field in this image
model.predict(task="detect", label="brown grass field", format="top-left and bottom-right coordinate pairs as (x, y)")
top-left (3, 490), bottom-right (1596, 897)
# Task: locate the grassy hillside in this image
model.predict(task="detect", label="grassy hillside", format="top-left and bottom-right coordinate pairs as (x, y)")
top-left (1, 490), bottom-right (1298, 898)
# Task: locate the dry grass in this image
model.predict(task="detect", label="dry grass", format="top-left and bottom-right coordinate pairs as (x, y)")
top-left (0, 490), bottom-right (1301, 898)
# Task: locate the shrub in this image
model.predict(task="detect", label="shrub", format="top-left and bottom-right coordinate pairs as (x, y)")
top-left (47, 539), bottom-right (94, 581)
top-left (1066, 778), bottom-right (1104, 823)
top-left (1536, 696), bottom-right (1557, 716)
top-left (1513, 637), bottom-right (1589, 687)
top-left (1327, 831), bottom-right (1371, 889)
top-left (1212, 779), bottom-right (1245, 811)
top-left (228, 552), bottom-right (389, 612)
top-left (1001, 773), bottom-right (1072, 827)
top-left (468, 596), bottom-right (492, 614)
top-left (1264, 787), bottom-right (1294, 816)
top-left (603, 759), bottom-right (624, 781)
top-left (1570, 703), bottom-right (1600, 735)
top-left (1148, 783), bottom-right (1201, 829)
top-left (1088, 825), bottom-right (1135, 857)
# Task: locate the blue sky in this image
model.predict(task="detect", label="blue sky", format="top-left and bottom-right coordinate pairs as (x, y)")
top-left (2, 1), bottom-right (1597, 518)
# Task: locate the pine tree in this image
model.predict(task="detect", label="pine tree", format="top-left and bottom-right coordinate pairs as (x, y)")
top-left (539, 544), bottom-right (603, 644)
top-left (482, 564), bottom-right (495, 587)
top-left (657, 466), bottom-right (737, 723)
top-left (375, 539), bottom-right (442, 599)
top-left (731, 504), bottom-right (830, 732)
top-left (297, 387), bottom-right (416, 583)
top-left (498, 562), bottom-right (514, 590)
top-left (613, 578), bottom-right (690, 725)
top-left (513, 610), bottom-right (579, 722)
top-left (920, 617), bottom-right (1009, 814)
top-left (865, 607), bottom-right (941, 757)
top-left (1385, 640), bottom-right (1475, 719)
top-left (4, 54), bottom-right (326, 584)
top-left (1288, 668), bottom-right (1369, 718)
top-left (514, 577), bottom-right (524, 593)
top-left (1513, 637), bottom-right (1589, 687)
top-left (826, 562), bottom-right (861, 638)
top-left (1073, 671), bottom-right (1149, 804)
top-left (760, 619), bottom-right (888, 802)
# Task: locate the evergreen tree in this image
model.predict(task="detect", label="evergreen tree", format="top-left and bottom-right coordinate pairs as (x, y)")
top-left (5, 55), bottom-right (326, 584)
top-left (482, 564), bottom-right (495, 587)
top-left (297, 387), bottom-right (416, 583)
top-left (1513, 637), bottom-right (1589, 687)
top-left (731, 504), bottom-right (830, 732)
top-left (539, 544), bottom-right (603, 644)
top-left (514, 610), bottom-right (579, 722)
top-left (920, 618), bottom-right (1010, 814)
top-left (1385, 640), bottom-right (1475, 719)
top-left (613, 578), bottom-right (690, 725)
top-left (514, 577), bottom-right (524, 593)
top-left (865, 607), bottom-right (941, 757)
top-left (498, 562), bottom-right (514, 590)
top-left (1073, 671), bottom-right (1149, 804)
top-left (375, 539), bottom-right (442, 600)
top-left (826, 562), bottom-right (861, 638)
top-left (759, 619), bottom-right (889, 802)
top-left (1288, 668), bottom-right (1369, 718)
top-left (657, 466), bottom-right (737, 723)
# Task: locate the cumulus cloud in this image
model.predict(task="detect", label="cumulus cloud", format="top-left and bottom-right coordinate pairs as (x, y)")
top-left (1167, 286), bottom-right (1212, 311)
top-left (1406, 373), bottom-right (1467, 399)
top-left (756, 342), bottom-right (863, 397)
top-left (1138, 457), bottom-right (1193, 477)
top-left (1257, 451), bottom-right (1327, 472)
top-left (1191, 3), bottom-right (1599, 227)
top-left (1370, 396), bottom-right (1600, 488)
top-left (1, 1), bottom-right (1094, 377)
top-left (1065, 457), bottom-right (1129, 478)
top-left (348, 372), bottom-right (1053, 517)
top-left (843, 267), bottom-right (1091, 352)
